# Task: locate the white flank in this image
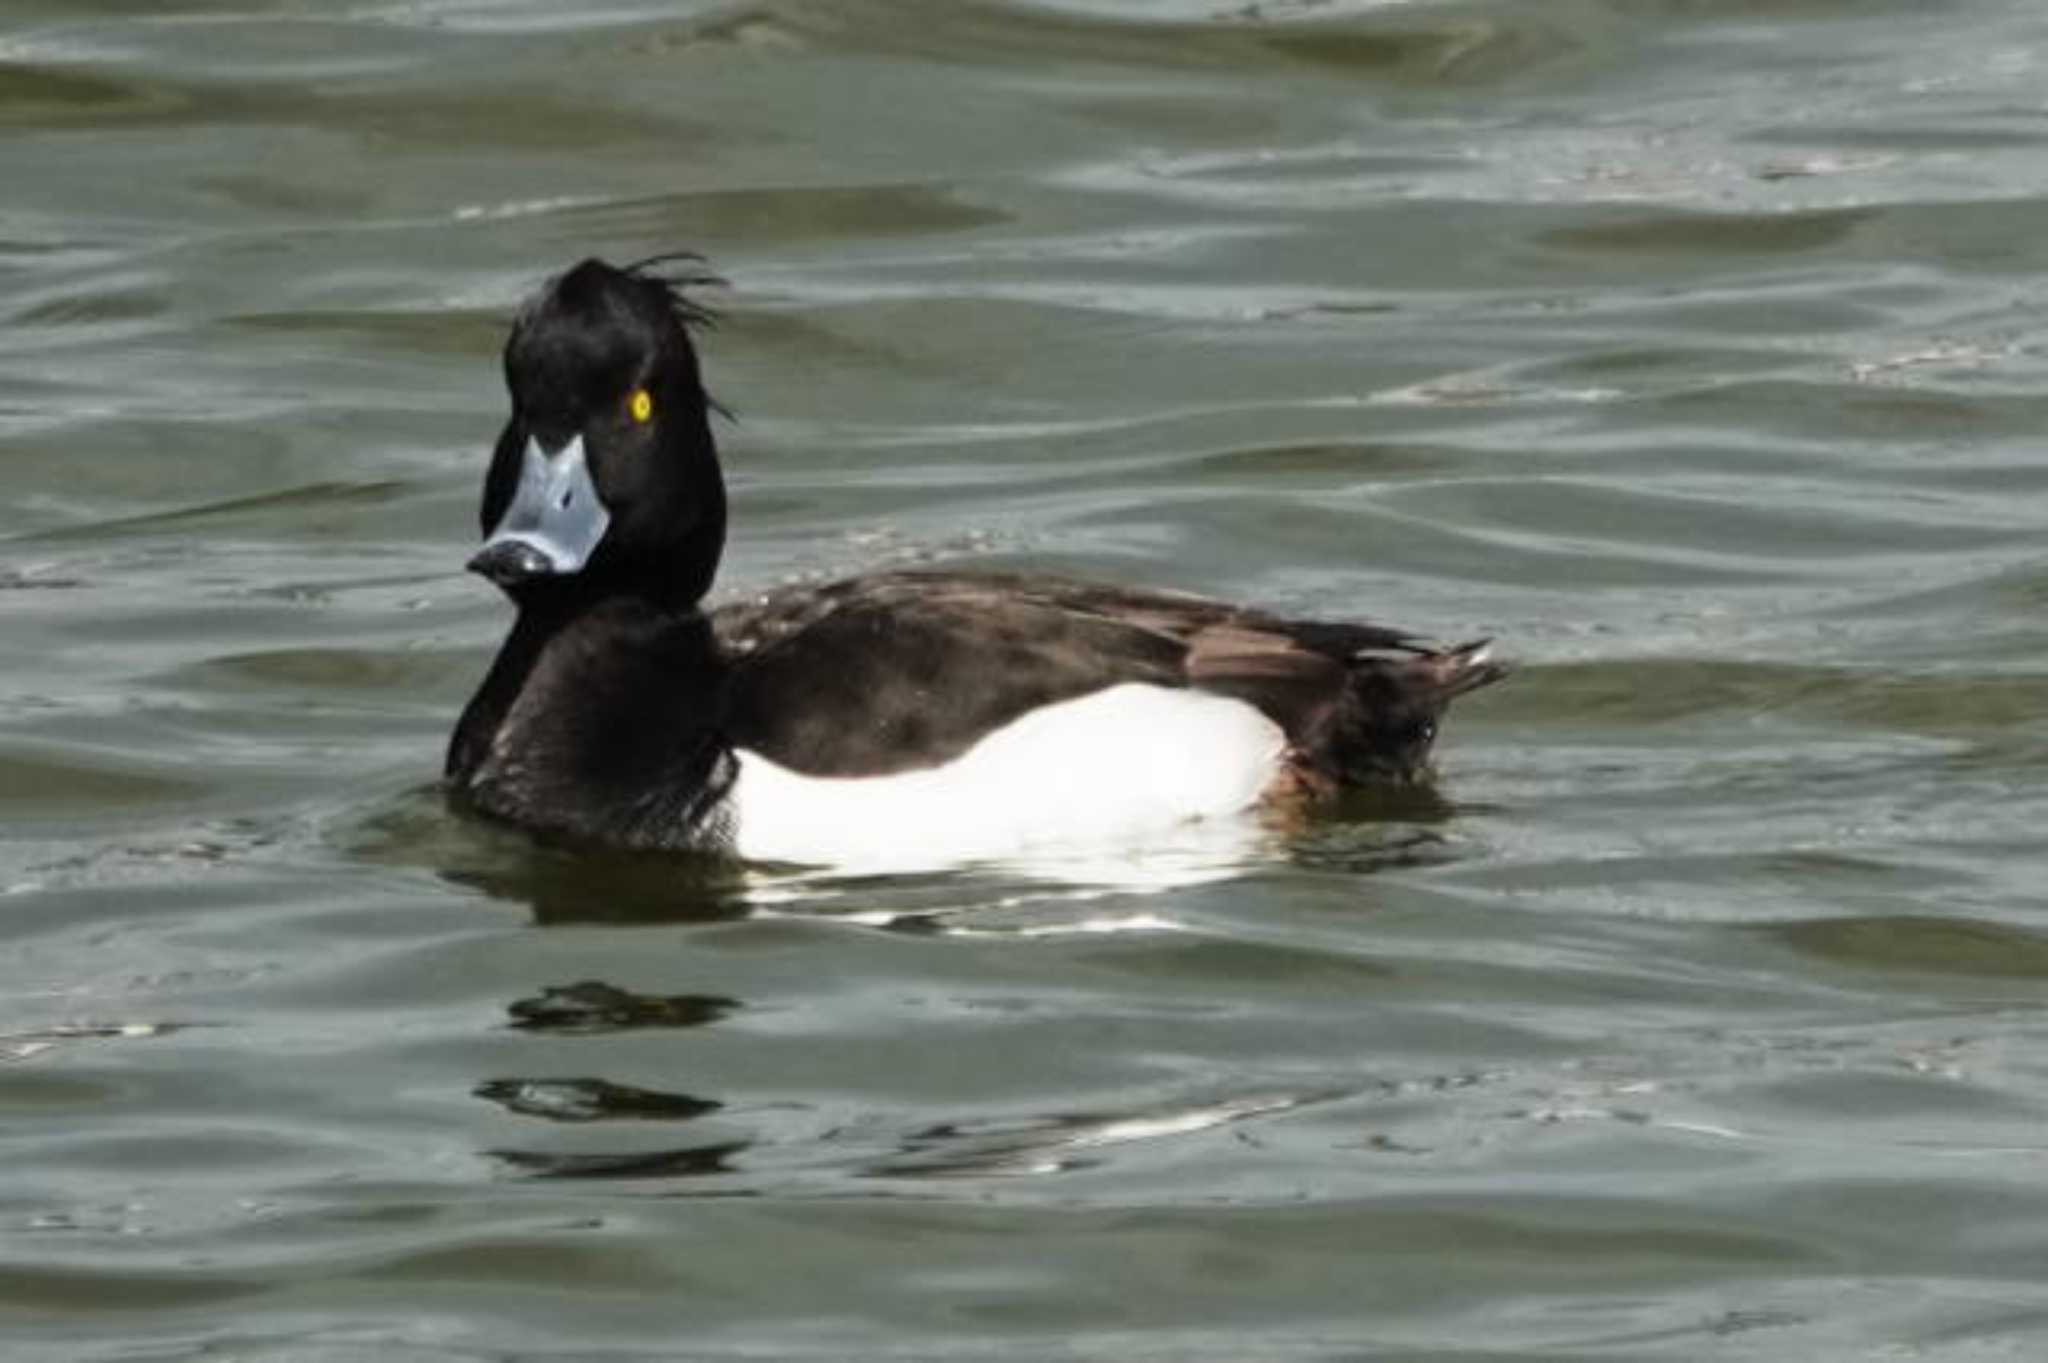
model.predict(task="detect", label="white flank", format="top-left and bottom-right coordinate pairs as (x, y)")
top-left (729, 683), bottom-right (1285, 871)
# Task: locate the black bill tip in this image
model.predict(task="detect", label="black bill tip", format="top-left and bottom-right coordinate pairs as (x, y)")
top-left (468, 539), bottom-right (555, 588)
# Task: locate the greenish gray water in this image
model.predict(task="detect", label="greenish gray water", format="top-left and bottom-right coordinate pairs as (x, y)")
top-left (6, 1), bottom-right (2048, 1358)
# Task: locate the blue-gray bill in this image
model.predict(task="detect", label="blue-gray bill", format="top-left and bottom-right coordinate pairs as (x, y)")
top-left (468, 434), bottom-right (610, 587)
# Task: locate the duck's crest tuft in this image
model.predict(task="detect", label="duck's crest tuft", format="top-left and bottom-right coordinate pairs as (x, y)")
top-left (622, 250), bottom-right (724, 332)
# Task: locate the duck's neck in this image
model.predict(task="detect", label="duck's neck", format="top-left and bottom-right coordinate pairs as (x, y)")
top-left (446, 590), bottom-right (734, 848)
top-left (646, 427), bottom-right (727, 608)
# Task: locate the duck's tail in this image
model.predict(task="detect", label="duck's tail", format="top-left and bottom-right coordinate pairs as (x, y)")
top-left (1411, 637), bottom-right (1509, 700)
top-left (1309, 636), bottom-right (1507, 786)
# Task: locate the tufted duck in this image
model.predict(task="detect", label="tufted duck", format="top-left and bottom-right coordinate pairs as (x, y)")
top-left (446, 257), bottom-right (1506, 867)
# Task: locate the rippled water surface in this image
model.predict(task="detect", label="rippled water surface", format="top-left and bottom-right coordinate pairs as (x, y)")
top-left (8, 1), bottom-right (2048, 1358)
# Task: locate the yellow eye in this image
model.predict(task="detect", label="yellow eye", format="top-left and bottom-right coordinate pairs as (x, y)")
top-left (628, 389), bottom-right (654, 423)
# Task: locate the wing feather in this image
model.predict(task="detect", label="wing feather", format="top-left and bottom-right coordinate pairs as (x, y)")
top-left (709, 570), bottom-right (1455, 778)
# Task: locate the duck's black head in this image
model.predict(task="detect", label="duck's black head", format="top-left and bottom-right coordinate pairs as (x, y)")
top-left (471, 256), bottom-right (725, 609)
